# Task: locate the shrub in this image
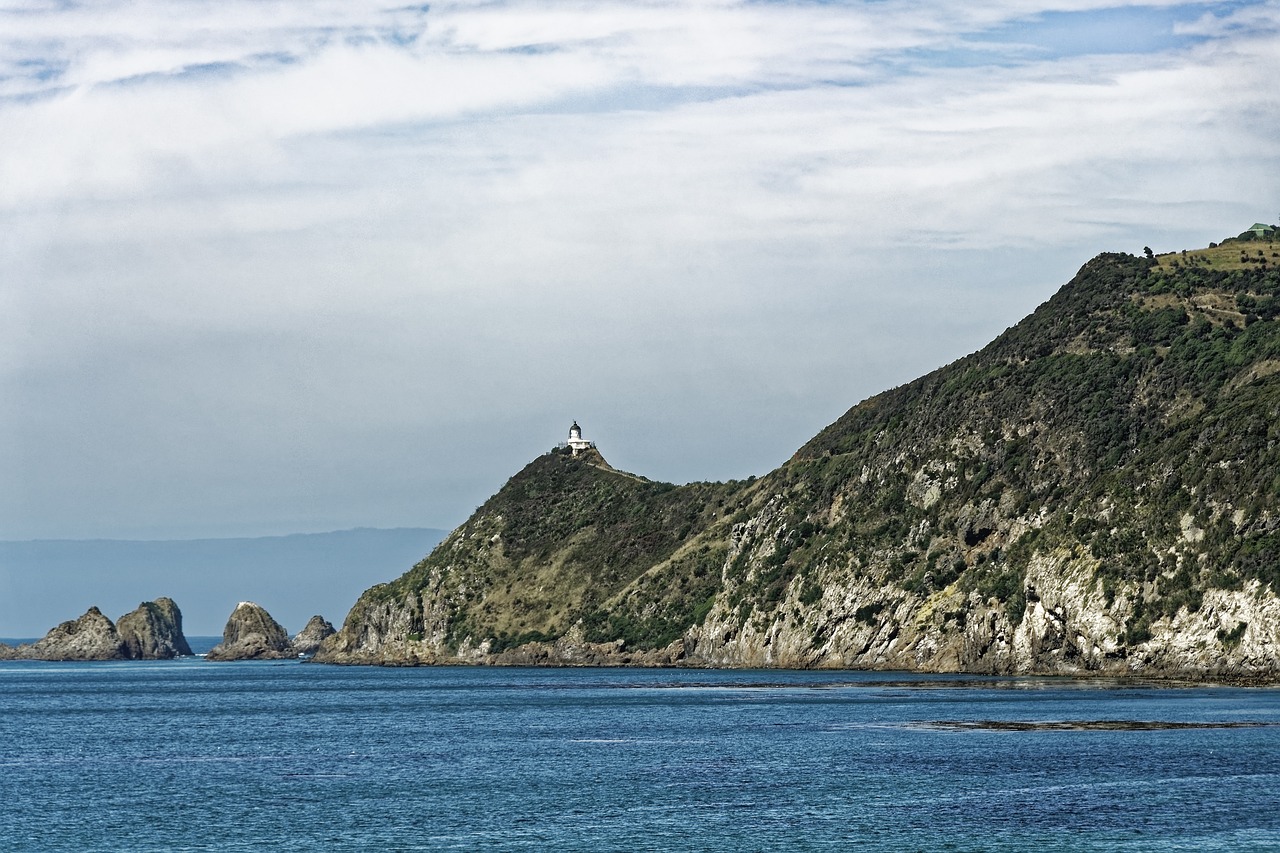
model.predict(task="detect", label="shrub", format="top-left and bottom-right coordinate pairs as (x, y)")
top-left (854, 602), bottom-right (885, 623)
top-left (1218, 621), bottom-right (1248, 648)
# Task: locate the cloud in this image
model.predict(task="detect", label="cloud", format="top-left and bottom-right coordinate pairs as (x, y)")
top-left (3, 0), bottom-right (1280, 539)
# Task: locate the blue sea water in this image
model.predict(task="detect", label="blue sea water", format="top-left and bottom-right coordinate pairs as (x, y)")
top-left (2, 663), bottom-right (1278, 852)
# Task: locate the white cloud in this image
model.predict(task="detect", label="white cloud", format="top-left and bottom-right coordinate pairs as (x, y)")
top-left (3, 0), bottom-right (1280, 539)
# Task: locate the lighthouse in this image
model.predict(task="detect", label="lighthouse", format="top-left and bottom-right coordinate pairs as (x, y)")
top-left (565, 421), bottom-right (594, 455)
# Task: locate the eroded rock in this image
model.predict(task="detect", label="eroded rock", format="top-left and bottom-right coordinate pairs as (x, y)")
top-left (290, 615), bottom-right (336, 656)
top-left (118, 597), bottom-right (193, 659)
top-left (18, 607), bottom-right (127, 661)
top-left (206, 601), bottom-right (294, 661)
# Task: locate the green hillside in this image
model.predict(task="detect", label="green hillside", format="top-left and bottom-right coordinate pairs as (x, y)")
top-left (363, 448), bottom-right (741, 653)
top-left (319, 237), bottom-right (1280, 677)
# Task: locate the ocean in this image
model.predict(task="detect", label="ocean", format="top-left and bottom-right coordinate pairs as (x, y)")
top-left (1, 661), bottom-right (1277, 851)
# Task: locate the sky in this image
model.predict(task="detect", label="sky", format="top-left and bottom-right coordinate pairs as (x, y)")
top-left (0, 528), bottom-right (447, 636)
top-left (3, 0), bottom-right (1280, 543)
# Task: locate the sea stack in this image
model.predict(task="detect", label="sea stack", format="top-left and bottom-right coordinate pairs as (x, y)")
top-left (0, 599), bottom-right (195, 661)
top-left (117, 597), bottom-right (194, 659)
top-left (206, 601), bottom-right (294, 661)
top-left (16, 607), bottom-right (127, 661)
top-left (290, 615), bottom-right (336, 656)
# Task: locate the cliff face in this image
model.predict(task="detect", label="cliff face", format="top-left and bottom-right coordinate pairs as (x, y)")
top-left (117, 597), bottom-right (193, 659)
top-left (206, 601), bottom-right (294, 660)
top-left (318, 247), bottom-right (1280, 679)
top-left (290, 615), bottom-right (336, 656)
top-left (19, 607), bottom-right (127, 661)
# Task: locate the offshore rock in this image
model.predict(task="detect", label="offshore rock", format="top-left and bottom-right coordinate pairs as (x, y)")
top-left (206, 601), bottom-right (294, 661)
top-left (13, 607), bottom-right (128, 661)
top-left (117, 597), bottom-right (194, 659)
top-left (290, 615), bottom-right (336, 656)
top-left (0, 599), bottom-right (192, 661)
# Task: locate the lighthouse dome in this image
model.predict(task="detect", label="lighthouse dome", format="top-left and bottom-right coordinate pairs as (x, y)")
top-left (565, 421), bottom-right (593, 454)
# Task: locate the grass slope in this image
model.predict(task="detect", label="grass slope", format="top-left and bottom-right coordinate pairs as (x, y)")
top-left (344, 244), bottom-right (1280, 658)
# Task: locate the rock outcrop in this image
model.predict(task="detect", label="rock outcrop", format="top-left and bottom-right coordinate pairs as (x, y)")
top-left (206, 601), bottom-right (294, 661)
top-left (290, 615), bottom-right (336, 656)
top-left (6, 607), bottom-right (127, 661)
top-left (0, 599), bottom-right (195, 661)
top-left (117, 597), bottom-right (193, 659)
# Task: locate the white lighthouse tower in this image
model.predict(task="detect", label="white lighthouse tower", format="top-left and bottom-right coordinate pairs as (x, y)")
top-left (565, 421), bottom-right (594, 455)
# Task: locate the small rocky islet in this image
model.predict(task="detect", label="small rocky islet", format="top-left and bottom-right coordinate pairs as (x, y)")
top-left (0, 599), bottom-right (332, 662)
top-left (206, 602), bottom-right (335, 660)
top-left (0, 598), bottom-right (190, 661)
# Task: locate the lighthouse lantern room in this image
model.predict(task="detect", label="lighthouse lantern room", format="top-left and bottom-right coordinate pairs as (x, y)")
top-left (565, 421), bottom-right (594, 455)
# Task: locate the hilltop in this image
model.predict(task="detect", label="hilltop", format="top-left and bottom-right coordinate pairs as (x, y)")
top-left (318, 234), bottom-right (1280, 677)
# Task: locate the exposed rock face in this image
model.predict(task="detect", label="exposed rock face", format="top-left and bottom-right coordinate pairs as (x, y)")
top-left (317, 249), bottom-right (1280, 680)
top-left (117, 597), bottom-right (193, 659)
top-left (206, 601), bottom-right (294, 661)
top-left (0, 600), bottom-right (195, 661)
top-left (489, 625), bottom-right (685, 668)
top-left (290, 615), bottom-right (336, 656)
top-left (18, 607), bottom-right (127, 661)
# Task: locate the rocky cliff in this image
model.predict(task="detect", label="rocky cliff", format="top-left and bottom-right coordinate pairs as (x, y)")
top-left (17, 607), bottom-right (126, 660)
top-left (117, 597), bottom-right (193, 659)
top-left (317, 242), bottom-right (1280, 679)
top-left (206, 601), bottom-right (295, 660)
top-left (290, 615), bottom-right (336, 656)
top-left (0, 599), bottom-right (193, 661)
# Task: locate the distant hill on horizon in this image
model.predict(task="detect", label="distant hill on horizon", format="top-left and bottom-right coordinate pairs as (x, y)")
top-left (0, 527), bottom-right (448, 637)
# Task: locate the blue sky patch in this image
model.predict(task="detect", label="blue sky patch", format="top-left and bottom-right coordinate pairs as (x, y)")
top-left (967, 3), bottom-right (1241, 61)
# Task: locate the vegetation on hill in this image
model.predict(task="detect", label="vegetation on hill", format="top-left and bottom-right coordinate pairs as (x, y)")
top-left (787, 251), bottom-right (1280, 640)
top-left (364, 448), bottom-right (746, 653)
top-left (319, 235), bottom-right (1280, 676)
